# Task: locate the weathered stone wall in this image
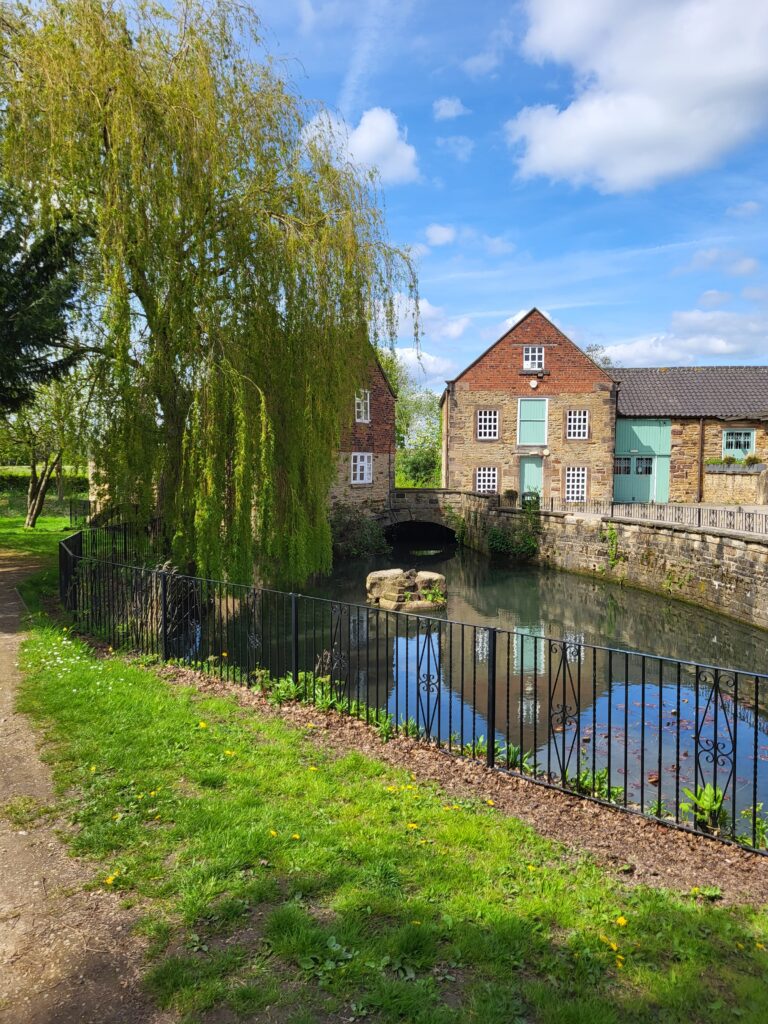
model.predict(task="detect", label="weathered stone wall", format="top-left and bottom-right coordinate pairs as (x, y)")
top-left (455, 498), bottom-right (768, 631)
top-left (442, 309), bottom-right (616, 501)
top-left (702, 466), bottom-right (768, 504)
top-left (330, 451), bottom-right (392, 510)
top-left (670, 418), bottom-right (768, 502)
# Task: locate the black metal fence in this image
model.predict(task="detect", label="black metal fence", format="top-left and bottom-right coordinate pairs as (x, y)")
top-left (59, 527), bottom-right (768, 853)
top-left (498, 494), bottom-right (768, 536)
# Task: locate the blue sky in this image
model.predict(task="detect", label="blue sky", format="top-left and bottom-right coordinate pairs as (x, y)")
top-left (257, 0), bottom-right (768, 388)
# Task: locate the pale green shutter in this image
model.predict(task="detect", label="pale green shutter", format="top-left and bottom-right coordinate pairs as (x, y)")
top-left (518, 399), bottom-right (547, 445)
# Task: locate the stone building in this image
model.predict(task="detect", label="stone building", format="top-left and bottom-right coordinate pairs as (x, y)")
top-left (612, 366), bottom-right (768, 504)
top-left (329, 355), bottom-right (396, 510)
top-left (440, 309), bottom-right (617, 502)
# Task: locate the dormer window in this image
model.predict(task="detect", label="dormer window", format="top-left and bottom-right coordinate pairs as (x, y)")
top-left (523, 346), bottom-right (544, 371)
top-left (355, 390), bottom-right (371, 423)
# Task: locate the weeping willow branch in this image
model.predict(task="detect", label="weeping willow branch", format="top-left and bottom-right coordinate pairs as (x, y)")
top-left (1, 0), bottom-right (417, 584)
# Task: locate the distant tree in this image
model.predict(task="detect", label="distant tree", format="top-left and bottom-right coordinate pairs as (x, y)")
top-left (585, 343), bottom-right (616, 369)
top-left (0, 367), bottom-right (93, 526)
top-left (0, 186), bottom-right (84, 413)
top-left (379, 351), bottom-right (441, 487)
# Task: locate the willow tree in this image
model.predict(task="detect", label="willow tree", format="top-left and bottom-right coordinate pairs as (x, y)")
top-left (1, 0), bottom-right (415, 584)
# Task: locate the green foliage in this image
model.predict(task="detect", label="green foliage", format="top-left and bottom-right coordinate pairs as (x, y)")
top-left (486, 508), bottom-right (541, 563)
top-left (422, 582), bottom-right (446, 605)
top-left (681, 784), bottom-right (727, 832)
top-left (441, 506), bottom-right (467, 546)
top-left (738, 805), bottom-right (768, 849)
top-left (396, 443), bottom-right (441, 488)
top-left (329, 502), bottom-right (391, 561)
top-left (0, 184), bottom-right (85, 413)
top-left (600, 523), bottom-right (625, 571)
top-left (2, 0), bottom-right (415, 585)
top-left (568, 767), bottom-right (623, 803)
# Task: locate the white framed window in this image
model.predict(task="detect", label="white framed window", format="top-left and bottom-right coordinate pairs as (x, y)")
top-left (523, 345), bottom-right (544, 371)
top-left (566, 409), bottom-right (589, 440)
top-left (475, 466), bottom-right (498, 493)
top-left (350, 452), bottom-right (373, 484)
top-left (565, 466), bottom-right (587, 502)
top-left (723, 429), bottom-right (755, 459)
top-left (355, 390), bottom-right (371, 423)
top-left (476, 408), bottom-right (499, 440)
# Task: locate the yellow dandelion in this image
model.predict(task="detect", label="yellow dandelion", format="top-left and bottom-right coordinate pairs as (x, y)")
top-left (307, 723), bottom-right (316, 729)
top-left (149, 790), bottom-right (156, 797)
top-left (407, 822), bottom-right (419, 830)
top-left (386, 786), bottom-right (398, 793)
top-left (154, 814), bottom-right (161, 820)
top-left (527, 865), bottom-right (536, 872)
top-left (451, 804), bottom-right (460, 810)
top-left (411, 920), bottom-right (421, 925)
top-left (486, 798), bottom-right (495, 806)
top-left (222, 651), bottom-right (228, 658)
top-left (90, 765), bottom-right (97, 773)
top-left (224, 750), bottom-right (236, 757)
top-left (442, 804), bottom-right (453, 811)
top-left (291, 833), bottom-right (301, 840)
top-left (105, 875), bottom-right (115, 885)
top-left (269, 830), bottom-right (278, 837)
top-left (736, 942), bottom-right (745, 950)
top-left (616, 916), bottom-right (628, 927)
top-left (615, 956), bottom-right (625, 970)
top-left (417, 839), bottom-right (428, 845)
top-left (757, 942), bottom-right (766, 951)
top-left (198, 721), bottom-right (208, 729)
top-left (308, 766), bottom-right (318, 772)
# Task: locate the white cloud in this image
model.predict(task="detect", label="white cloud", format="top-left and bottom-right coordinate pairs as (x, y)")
top-left (395, 347), bottom-right (457, 391)
top-left (462, 20), bottom-right (514, 77)
top-left (507, 0), bottom-right (768, 192)
top-left (425, 223), bottom-right (456, 246)
top-left (408, 242), bottom-right (431, 260)
top-left (727, 200), bottom-right (761, 219)
top-left (673, 247), bottom-right (758, 277)
top-left (433, 96), bottom-right (470, 121)
top-left (727, 257), bottom-right (759, 276)
top-left (436, 135), bottom-right (475, 162)
top-left (338, 0), bottom-right (394, 116)
top-left (297, 0), bottom-right (317, 34)
top-left (482, 234), bottom-right (515, 256)
top-left (308, 108), bottom-right (419, 185)
top-left (420, 298), bottom-right (471, 341)
top-left (603, 307), bottom-right (768, 365)
top-left (699, 289), bottom-right (731, 308)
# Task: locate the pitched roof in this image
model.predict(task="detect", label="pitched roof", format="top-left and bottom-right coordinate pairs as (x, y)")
top-left (612, 366), bottom-right (768, 419)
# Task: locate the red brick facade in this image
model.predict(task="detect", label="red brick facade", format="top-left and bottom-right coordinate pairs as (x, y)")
top-left (330, 356), bottom-right (396, 509)
top-left (442, 309), bottom-right (617, 501)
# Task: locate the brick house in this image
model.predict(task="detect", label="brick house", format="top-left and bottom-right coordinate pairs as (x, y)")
top-left (611, 367), bottom-right (768, 503)
top-left (440, 309), bottom-right (617, 502)
top-left (329, 355), bottom-right (396, 510)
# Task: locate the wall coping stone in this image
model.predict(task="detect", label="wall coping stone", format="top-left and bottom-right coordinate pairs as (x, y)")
top-left (704, 464), bottom-right (767, 475)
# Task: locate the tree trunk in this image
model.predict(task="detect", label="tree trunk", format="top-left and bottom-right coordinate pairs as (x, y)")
top-left (25, 452), bottom-right (62, 527)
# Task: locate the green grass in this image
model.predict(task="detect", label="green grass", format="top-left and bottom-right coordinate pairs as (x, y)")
top-left (16, 624), bottom-right (768, 1023)
top-left (0, 514), bottom-right (71, 561)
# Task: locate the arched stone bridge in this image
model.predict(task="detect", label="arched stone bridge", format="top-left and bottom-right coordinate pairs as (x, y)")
top-left (380, 488), bottom-right (492, 530)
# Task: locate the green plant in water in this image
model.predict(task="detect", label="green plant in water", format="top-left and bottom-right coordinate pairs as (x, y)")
top-left (421, 583), bottom-right (446, 605)
top-left (681, 784), bottom-right (727, 832)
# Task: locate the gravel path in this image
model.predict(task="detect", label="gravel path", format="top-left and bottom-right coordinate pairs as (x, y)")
top-left (0, 554), bottom-right (173, 1024)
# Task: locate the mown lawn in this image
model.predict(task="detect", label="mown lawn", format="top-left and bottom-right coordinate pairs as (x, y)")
top-left (16, 620), bottom-right (768, 1024)
top-left (0, 514), bottom-right (71, 560)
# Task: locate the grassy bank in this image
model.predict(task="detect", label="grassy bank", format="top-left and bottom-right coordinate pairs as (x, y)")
top-left (15, 618), bottom-right (768, 1024)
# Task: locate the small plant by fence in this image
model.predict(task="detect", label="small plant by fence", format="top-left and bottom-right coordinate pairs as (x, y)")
top-left (59, 525), bottom-right (768, 853)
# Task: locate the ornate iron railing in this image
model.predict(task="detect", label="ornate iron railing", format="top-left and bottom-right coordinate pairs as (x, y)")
top-left (58, 526), bottom-right (768, 853)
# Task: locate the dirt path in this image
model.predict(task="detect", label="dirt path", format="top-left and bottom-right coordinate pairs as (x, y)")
top-left (0, 554), bottom-right (173, 1024)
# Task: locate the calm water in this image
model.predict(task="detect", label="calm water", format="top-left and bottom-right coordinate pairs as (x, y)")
top-left (297, 541), bottom-right (768, 840)
top-left (308, 541), bottom-right (768, 675)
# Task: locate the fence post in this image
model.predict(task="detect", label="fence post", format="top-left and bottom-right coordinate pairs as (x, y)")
top-left (160, 571), bottom-right (169, 661)
top-left (291, 592), bottom-right (299, 684)
top-left (486, 628), bottom-right (497, 768)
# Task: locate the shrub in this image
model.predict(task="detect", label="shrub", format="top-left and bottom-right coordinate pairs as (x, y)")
top-left (486, 507), bottom-right (541, 562)
top-left (329, 502), bottom-right (391, 560)
top-left (744, 454), bottom-right (763, 467)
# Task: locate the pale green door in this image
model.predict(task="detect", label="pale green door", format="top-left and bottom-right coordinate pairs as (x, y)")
top-left (520, 456), bottom-right (543, 495)
top-left (614, 418), bottom-right (671, 503)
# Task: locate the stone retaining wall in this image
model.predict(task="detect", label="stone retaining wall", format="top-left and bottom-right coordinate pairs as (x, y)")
top-left (457, 498), bottom-right (768, 631)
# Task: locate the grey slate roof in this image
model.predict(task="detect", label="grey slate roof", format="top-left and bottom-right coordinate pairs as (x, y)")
top-left (612, 366), bottom-right (768, 419)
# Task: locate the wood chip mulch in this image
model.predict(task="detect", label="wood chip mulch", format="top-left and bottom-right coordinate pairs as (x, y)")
top-left (157, 664), bottom-right (768, 907)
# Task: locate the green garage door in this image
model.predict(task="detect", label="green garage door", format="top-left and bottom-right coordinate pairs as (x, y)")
top-left (613, 418), bottom-right (671, 503)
